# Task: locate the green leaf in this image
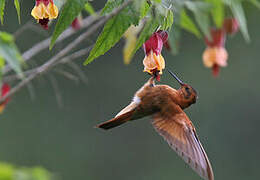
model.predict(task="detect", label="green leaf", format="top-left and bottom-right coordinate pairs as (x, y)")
top-left (31, 167), bottom-right (52, 180)
top-left (130, 18), bottom-right (159, 58)
top-left (0, 56), bottom-right (5, 82)
top-left (185, 1), bottom-right (211, 39)
top-left (50, 0), bottom-right (88, 49)
top-left (85, 2), bottom-right (95, 15)
top-left (101, 0), bottom-right (124, 15)
top-left (168, 25), bottom-right (181, 55)
top-left (134, 0), bottom-right (151, 19)
top-left (0, 31), bottom-right (23, 78)
top-left (161, 9), bottom-right (174, 30)
top-left (224, 0), bottom-right (250, 42)
top-left (0, 0), bottom-right (5, 25)
top-left (0, 32), bottom-right (14, 43)
top-left (153, 0), bottom-right (162, 3)
top-left (84, 5), bottom-right (140, 65)
top-left (180, 9), bottom-right (201, 38)
top-left (250, 0), bottom-right (260, 9)
top-left (0, 163), bottom-right (14, 179)
top-left (206, 0), bottom-right (224, 28)
top-left (14, 0), bottom-right (21, 24)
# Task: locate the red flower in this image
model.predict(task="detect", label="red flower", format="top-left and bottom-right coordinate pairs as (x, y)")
top-left (0, 83), bottom-right (10, 113)
top-left (223, 18), bottom-right (239, 35)
top-left (203, 28), bottom-right (228, 77)
top-left (71, 17), bottom-right (82, 30)
top-left (143, 31), bottom-right (168, 80)
top-left (204, 28), bottom-right (226, 47)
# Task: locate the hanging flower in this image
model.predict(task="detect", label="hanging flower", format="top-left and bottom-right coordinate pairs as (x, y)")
top-left (203, 28), bottom-right (228, 77)
top-left (123, 23), bottom-right (143, 64)
top-left (0, 83), bottom-right (10, 114)
top-left (31, 0), bottom-right (59, 29)
top-left (203, 47), bottom-right (228, 76)
top-left (143, 30), bottom-right (168, 80)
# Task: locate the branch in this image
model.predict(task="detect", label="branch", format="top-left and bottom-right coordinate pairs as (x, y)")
top-left (0, 0), bottom-right (133, 103)
top-left (3, 46), bottom-right (93, 82)
top-left (3, 11), bottom-right (101, 74)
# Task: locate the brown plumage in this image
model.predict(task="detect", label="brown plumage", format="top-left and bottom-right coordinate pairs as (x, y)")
top-left (96, 71), bottom-right (214, 180)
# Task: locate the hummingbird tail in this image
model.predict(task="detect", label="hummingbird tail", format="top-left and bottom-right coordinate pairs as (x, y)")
top-left (96, 110), bottom-right (134, 130)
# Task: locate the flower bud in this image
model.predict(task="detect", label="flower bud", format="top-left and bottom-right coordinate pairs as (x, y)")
top-left (223, 18), bottom-right (239, 35)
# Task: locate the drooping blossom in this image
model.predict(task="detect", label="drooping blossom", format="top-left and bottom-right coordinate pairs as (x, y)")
top-left (0, 83), bottom-right (10, 114)
top-left (202, 17), bottom-right (239, 77)
top-left (143, 30), bottom-right (168, 80)
top-left (31, 0), bottom-right (59, 29)
top-left (203, 47), bottom-right (228, 76)
top-left (203, 28), bottom-right (228, 77)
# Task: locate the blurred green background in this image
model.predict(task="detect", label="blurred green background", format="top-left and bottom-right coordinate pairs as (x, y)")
top-left (0, 1), bottom-right (260, 180)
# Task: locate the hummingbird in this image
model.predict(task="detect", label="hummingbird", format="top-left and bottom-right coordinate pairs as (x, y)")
top-left (96, 70), bottom-right (214, 180)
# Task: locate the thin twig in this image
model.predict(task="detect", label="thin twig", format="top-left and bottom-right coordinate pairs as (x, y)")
top-left (26, 82), bottom-right (36, 101)
top-left (49, 74), bottom-right (63, 108)
top-left (67, 61), bottom-right (88, 84)
top-left (54, 69), bottom-right (80, 83)
top-left (3, 11), bottom-right (100, 74)
top-left (3, 45), bottom-right (93, 82)
top-left (0, 0), bottom-right (133, 103)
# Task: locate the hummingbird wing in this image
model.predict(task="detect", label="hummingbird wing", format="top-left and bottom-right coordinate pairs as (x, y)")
top-left (97, 100), bottom-right (141, 130)
top-left (152, 106), bottom-right (214, 180)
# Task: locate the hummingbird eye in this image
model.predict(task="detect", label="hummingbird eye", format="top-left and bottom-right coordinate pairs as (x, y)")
top-left (184, 86), bottom-right (191, 98)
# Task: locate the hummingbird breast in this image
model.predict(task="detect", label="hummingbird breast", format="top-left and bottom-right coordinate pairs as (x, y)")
top-left (132, 85), bottom-right (180, 118)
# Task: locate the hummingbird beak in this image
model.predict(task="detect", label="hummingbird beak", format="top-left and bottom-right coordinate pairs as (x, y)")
top-left (167, 69), bottom-right (184, 85)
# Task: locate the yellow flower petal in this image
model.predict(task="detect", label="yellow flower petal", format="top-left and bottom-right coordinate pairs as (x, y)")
top-left (47, 2), bottom-right (59, 19)
top-left (143, 51), bottom-right (165, 75)
top-left (31, 3), bottom-right (47, 19)
top-left (31, 2), bottom-right (58, 20)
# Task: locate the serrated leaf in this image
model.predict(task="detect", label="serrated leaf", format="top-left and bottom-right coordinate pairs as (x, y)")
top-left (185, 1), bottom-right (211, 39)
top-left (0, 32), bottom-right (23, 78)
top-left (180, 9), bottom-right (201, 38)
top-left (225, 0), bottom-right (250, 42)
top-left (161, 9), bottom-right (174, 30)
top-left (134, 0), bottom-right (151, 19)
top-left (14, 0), bottom-right (21, 24)
top-left (85, 2), bottom-right (95, 15)
top-left (84, 6), bottom-right (140, 65)
top-left (101, 0), bottom-right (124, 15)
top-left (0, 0), bottom-right (5, 25)
top-left (50, 0), bottom-right (88, 49)
top-left (206, 0), bottom-right (224, 28)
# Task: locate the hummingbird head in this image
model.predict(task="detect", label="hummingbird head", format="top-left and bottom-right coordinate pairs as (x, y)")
top-left (167, 69), bottom-right (198, 108)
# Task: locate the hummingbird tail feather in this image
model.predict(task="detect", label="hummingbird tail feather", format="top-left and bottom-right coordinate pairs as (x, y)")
top-left (96, 110), bottom-right (134, 130)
